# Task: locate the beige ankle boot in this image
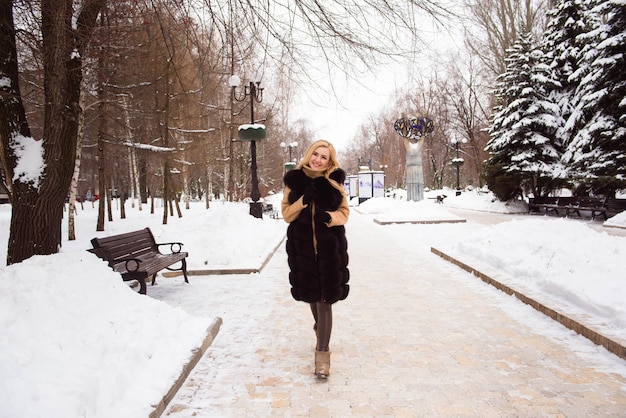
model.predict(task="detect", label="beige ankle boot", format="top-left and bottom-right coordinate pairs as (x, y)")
top-left (315, 350), bottom-right (331, 379)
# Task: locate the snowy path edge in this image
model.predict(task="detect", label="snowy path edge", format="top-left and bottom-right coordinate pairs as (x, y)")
top-left (162, 236), bottom-right (286, 276)
top-left (148, 317), bottom-right (223, 418)
top-left (431, 247), bottom-right (626, 362)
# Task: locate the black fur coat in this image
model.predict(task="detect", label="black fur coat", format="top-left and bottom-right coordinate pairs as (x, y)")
top-left (283, 168), bottom-right (349, 304)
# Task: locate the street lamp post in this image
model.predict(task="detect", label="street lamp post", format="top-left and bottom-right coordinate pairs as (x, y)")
top-left (280, 141), bottom-right (298, 162)
top-left (450, 137), bottom-right (466, 195)
top-left (280, 141), bottom-right (298, 171)
top-left (229, 75), bottom-right (264, 218)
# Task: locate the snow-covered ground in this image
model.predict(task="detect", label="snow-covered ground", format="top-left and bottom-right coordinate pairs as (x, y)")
top-left (0, 189), bottom-right (624, 417)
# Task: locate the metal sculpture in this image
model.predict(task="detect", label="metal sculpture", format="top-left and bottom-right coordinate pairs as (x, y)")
top-left (393, 115), bottom-right (434, 201)
top-left (393, 116), bottom-right (434, 141)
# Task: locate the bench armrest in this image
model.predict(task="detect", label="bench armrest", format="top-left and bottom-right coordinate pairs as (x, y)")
top-left (119, 258), bottom-right (142, 272)
top-left (156, 242), bottom-right (184, 254)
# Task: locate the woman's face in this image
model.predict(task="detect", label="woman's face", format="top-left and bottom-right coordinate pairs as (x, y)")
top-left (308, 146), bottom-right (331, 171)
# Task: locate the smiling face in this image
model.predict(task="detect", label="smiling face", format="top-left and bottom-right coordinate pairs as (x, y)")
top-left (308, 146), bottom-right (331, 171)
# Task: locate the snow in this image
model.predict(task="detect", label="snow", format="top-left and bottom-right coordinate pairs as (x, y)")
top-left (449, 218), bottom-right (626, 324)
top-left (1, 189), bottom-right (625, 417)
top-left (238, 123), bottom-right (266, 130)
top-left (10, 134), bottom-right (45, 188)
top-left (0, 201), bottom-right (286, 418)
top-left (357, 189), bottom-right (626, 344)
top-left (122, 141), bottom-right (176, 152)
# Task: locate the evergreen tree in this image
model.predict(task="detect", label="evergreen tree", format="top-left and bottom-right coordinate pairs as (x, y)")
top-left (541, 0), bottom-right (596, 146)
top-left (485, 32), bottom-right (564, 198)
top-left (564, 0), bottom-right (626, 196)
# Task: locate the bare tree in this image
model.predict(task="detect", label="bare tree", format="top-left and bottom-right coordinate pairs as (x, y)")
top-left (346, 67), bottom-right (488, 192)
top-left (444, 55), bottom-right (492, 187)
top-left (1, 0), bottom-right (105, 265)
top-left (2, 0), bottom-right (453, 265)
top-left (462, 0), bottom-right (550, 79)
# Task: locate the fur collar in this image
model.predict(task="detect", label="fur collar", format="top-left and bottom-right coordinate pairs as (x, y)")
top-left (283, 167), bottom-right (346, 188)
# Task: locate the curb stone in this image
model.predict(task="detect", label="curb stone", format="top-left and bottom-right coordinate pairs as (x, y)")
top-left (431, 246), bottom-right (626, 361)
top-left (162, 236), bottom-right (285, 277)
top-left (373, 218), bottom-right (466, 225)
top-left (149, 317), bottom-right (223, 418)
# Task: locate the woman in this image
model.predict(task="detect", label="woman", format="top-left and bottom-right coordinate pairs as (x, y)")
top-left (281, 139), bottom-right (350, 379)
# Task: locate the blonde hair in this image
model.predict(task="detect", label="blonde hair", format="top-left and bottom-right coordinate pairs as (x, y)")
top-left (297, 139), bottom-right (344, 192)
top-left (297, 140), bottom-right (340, 172)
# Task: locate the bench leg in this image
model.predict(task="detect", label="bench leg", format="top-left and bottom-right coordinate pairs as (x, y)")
top-left (164, 259), bottom-right (190, 283)
top-left (181, 258), bottom-right (189, 283)
top-left (139, 279), bottom-right (147, 295)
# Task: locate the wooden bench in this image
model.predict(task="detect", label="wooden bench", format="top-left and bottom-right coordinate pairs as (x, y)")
top-left (606, 198), bottom-right (626, 216)
top-left (564, 197), bottom-right (606, 219)
top-left (529, 196), bottom-right (626, 220)
top-left (590, 198), bottom-right (626, 220)
top-left (427, 194), bottom-right (447, 204)
top-left (528, 196), bottom-right (565, 215)
top-left (529, 196), bottom-right (594, 217)
top-left (90, 227), bottom-right (189, 294)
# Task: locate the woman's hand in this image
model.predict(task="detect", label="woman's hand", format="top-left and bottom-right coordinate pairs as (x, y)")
top-left (303, 184), bottom-right (318, 204)
top-left (314, 208), bottom-right (331, 224)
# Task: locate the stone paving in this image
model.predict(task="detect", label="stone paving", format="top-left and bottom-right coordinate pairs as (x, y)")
top-left (152, 209), bottom-right (626, 417)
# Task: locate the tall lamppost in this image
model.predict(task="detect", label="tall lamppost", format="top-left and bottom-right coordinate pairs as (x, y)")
top-left (280, 141), bottom-right (298, 161)
top-left (280, 141), bottom-right (298, 171)
top-left (450, 137), bottom-right (467, 195)
top-left (229, 75), bottom-right (265, 218)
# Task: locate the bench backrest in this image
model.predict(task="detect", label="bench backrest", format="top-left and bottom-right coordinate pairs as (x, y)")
top-left (90, 228), bottom-right (158, 265)
top-left (555, 196), bottom-right (577, 205)
top-left (576, 197), bottom-right (605, 207)
top-left (529, 197), bottom-right (559, 205)
top-left (605, 198), bottom-right (626, 211)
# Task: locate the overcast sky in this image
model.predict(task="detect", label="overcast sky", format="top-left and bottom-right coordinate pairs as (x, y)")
top-left (289, 5), bottom-right (465, 152)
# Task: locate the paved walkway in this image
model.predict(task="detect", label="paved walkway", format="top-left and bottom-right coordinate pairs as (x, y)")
top-left (155, 210), bottom-right (626, 417)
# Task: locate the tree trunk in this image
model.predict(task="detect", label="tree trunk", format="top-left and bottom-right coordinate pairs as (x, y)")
top-left (139, 158), bottom-right (148, 204)
top-left (68, 72), bottom-right (88, 241)
top-left (96, 123), bottom-right (106, 231)
top-left (4, 1), bottom-right (95, 263)
top-left (1, 0), bottom-right (104, 264)
top-left (162, 162), bottom-right (169, 224)
top-left (174, 197), bottom-right (182, 218)
top-left (131, 147), bottom-right (142, 210)
top-left (107, 183), bottom-right (113, 222)
top-left (120, 194), bottom-right (126, 219)
top-left (0, 2), bottom-right (35, 262)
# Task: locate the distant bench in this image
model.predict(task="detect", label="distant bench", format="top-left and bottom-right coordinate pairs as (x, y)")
top-left (89, 227), bottom-right (189, 294)
top-left (427, 194), bottom-right (447, 204)
top-left (528, 196), bottom-right (626, 220)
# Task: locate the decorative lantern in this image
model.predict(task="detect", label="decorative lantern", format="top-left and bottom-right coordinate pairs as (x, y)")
top-left (237, 123), bottom-right (266, 141)
top-left (451, 157), bottom-right (464, 167)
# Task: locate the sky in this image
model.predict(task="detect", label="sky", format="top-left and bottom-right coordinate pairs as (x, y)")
top-left (288, 66), bottom-right (407, 149)
top-left (288, 5), bottom-right (466, 151)
top-left (1, 189), bottom-right (625, 417)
